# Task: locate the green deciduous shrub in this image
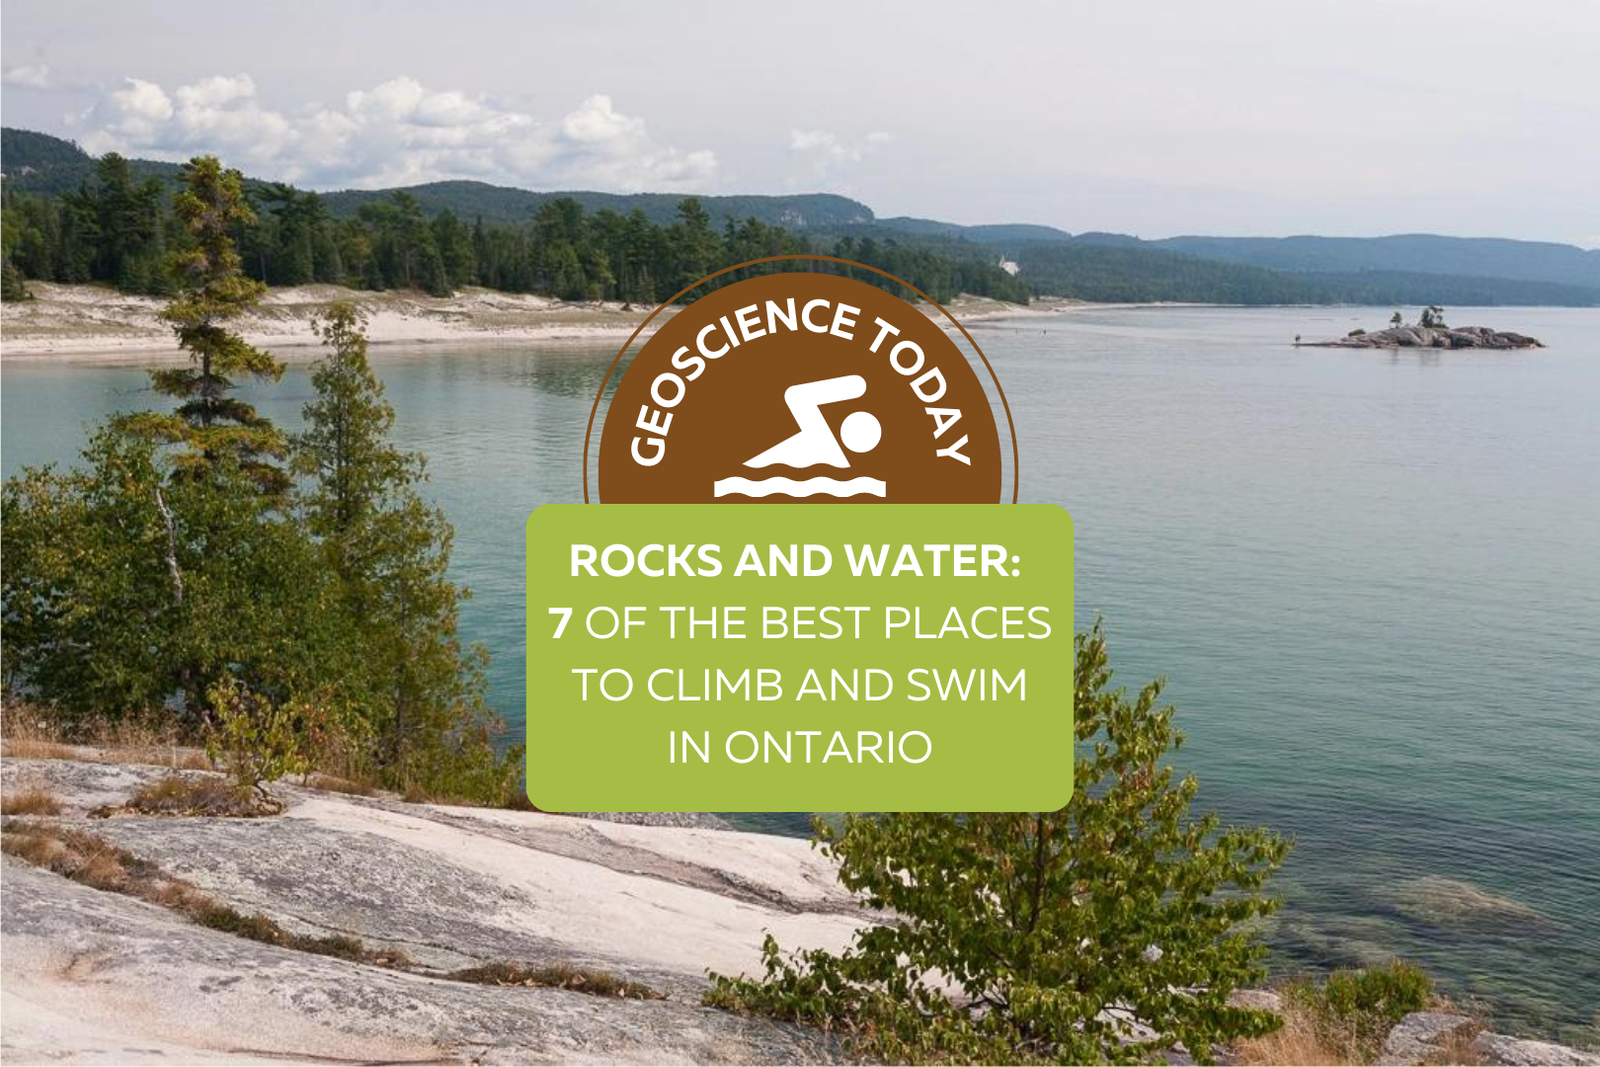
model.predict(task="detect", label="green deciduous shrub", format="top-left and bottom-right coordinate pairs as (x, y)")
top-left (706, 624), bottom-right (1290, 1066)
top-left (205, 678), bottom-right (310, 807)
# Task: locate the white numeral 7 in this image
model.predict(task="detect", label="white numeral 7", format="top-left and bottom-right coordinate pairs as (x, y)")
top-left (548, 607), bottom-right (573, 638)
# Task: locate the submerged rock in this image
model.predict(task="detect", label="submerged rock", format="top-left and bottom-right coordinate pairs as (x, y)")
top-left (1388, 874), bottom-right (1548, 929)
top-left (1302, 325), bottom-right (1543, 349)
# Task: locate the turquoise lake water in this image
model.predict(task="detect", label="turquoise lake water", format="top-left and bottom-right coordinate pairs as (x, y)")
top-left (3, 306), bottom-right (1596, 1043)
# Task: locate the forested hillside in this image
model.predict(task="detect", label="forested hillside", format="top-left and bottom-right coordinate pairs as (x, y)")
top-left (1010, 243), bottom-right (1318, 304)
top-left (4, 127), bottom-right (1596, 306)
top-left (318, 184), bottom-right (874, 230)
top-left (0, 133), bottom-right (1025, 305)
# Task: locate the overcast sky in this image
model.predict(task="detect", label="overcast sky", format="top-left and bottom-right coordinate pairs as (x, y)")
top-left (3, 0), bottom-right (1596, 245)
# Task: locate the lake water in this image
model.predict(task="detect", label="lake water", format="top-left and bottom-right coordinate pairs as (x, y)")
top-left (3, 306), bottom-right (1597, 1043)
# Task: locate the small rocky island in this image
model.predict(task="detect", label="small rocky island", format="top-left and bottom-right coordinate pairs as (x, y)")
top-left (1299, 306), bottom-right (1543, 350)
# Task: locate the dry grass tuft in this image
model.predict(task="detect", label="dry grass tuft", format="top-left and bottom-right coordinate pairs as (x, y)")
top-left (1, 701), bottom-right (211, 771)
top-left (500, 791), bottom-right (541, 812)
top-left (0, 818), bottom-right (409, 967)
top-left (1, 820), bottom-right (640, 994)
top-left (172, 751), bottom-right (214, 771)
top-left (2, 819), bottom-right (163, 894)
top-left (121, 774), bottom-right (269, 817)
top-left (395, 780), bottom-right (539, 811)
top-left (1, 737), bottom-right (80, 761)
top-left (302, 773), bottom-right (376, 797)
top-left (446, 961), bottom-right (664, 1000)
top-left (1234, 961), bottom-right (1441, 1066)
top-left (1422, 1020), bottom-right (1489, 1066)
top-left (1235, 1002), bottom-right (1360, 1066)
top-left (0, 786), bottom-right (63, 816)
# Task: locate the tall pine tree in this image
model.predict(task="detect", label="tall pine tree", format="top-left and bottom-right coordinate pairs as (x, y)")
top-left (133, 157), bottom-right (288, 495)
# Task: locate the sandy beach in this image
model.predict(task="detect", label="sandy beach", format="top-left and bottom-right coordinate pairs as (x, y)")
top-left (0, 282), bottom-right (1056, 362)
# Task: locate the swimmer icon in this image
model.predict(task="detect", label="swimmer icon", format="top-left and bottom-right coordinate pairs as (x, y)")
top-left (714, 375), bottom-right (888, 498)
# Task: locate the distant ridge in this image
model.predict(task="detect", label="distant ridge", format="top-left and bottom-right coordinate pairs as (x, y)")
top-left (317, 183), bottom-right (875, 230)
top-left (875, 217), bottom-right (1075, 245)
top-left (1072, 232), bottom-right (1600, 291)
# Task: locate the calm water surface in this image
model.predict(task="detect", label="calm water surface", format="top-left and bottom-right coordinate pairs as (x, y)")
top-left (4, 306), bottom-right (1597, 1042)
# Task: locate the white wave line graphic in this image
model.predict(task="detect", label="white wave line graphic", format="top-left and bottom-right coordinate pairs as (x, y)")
top-left (713, 476), bottom-right (887, 498)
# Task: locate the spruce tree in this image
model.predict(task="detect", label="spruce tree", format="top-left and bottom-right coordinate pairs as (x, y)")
top-left (135, 156), bottom-right (288, 495)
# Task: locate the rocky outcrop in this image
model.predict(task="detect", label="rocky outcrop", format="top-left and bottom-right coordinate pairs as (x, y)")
top-left (2, 862), bottom-right (845, 1065)
top-left (1, 757), bottom-right (865, 1063)
top-left (1304, 325), bottom-right (1543, 349)
top-left (1379, 1011), bottom-right (1600, 1066)
top-left (7, 757), bottom-right (1598, 1065)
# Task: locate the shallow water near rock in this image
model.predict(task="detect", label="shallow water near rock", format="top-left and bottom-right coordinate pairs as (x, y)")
top-left (4, 305), bottom-right (1597, 1045)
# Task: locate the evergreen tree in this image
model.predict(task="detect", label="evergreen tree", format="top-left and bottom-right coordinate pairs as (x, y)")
top-left (296, 303), bottom-right (520, 799)
top-left (258, 182), bottom-right (321, 285)
top-left (134, 156), bottom-right (288, 496)
top-left (55, 185), bottom-right (101, 282)
top-left (669, 198), bottom-right (721, 293)
top-left (1, 256), bottom-right (30, 301)
top-left (432, 210), bottom-right (476, 289)
top-left (3, 302), bottom-right (517, 800)
top-left (85, 153), bottom-right (167, 293)
top-left (383, 192), bottom-right (448, 294)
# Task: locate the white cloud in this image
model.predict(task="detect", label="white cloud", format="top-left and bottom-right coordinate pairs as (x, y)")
top-left (787, 128), bottom-right (889, 183)
top-left (3, 64), bottom-right (53, 89)
top-left (73, 74), bottom-right (717, 192)
top-left (790, 129), bottom-right (858, 164)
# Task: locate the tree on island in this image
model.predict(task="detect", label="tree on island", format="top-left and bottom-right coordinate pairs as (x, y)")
top-left (708, 623), bottom-right (1289, 1066)
top-left (1391, 311), bottom-right (1404, 327)
top-left (1420, 305), bottom-right (1447, 329)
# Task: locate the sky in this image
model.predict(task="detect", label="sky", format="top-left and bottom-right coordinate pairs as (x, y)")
top-left (3, 0), bottom-right (1597, 246)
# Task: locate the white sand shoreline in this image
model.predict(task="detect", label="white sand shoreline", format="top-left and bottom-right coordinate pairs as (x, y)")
top-left (0, 282), bottom-right (671, 363)
top-left (1, 282), bottom-right (1086, 363)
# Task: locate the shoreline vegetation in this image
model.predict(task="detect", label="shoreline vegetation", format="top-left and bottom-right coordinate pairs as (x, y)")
top-left (7, 281), bottom-right (1551, 362)
top-left (0, 280), bottom-right (1082, 359)
top-left (4, 158), bottom-right (522, 810)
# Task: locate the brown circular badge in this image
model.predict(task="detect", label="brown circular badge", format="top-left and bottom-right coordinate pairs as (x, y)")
top-left (588, 260), bottom-right (1014, 503)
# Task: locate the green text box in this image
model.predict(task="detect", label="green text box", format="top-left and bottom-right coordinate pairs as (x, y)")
top-left (525, 504), bottom-right (1072, 811)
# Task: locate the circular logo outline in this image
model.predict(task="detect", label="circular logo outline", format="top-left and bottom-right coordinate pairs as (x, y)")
top-left (582, 254), bottom-right (1020, 504)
